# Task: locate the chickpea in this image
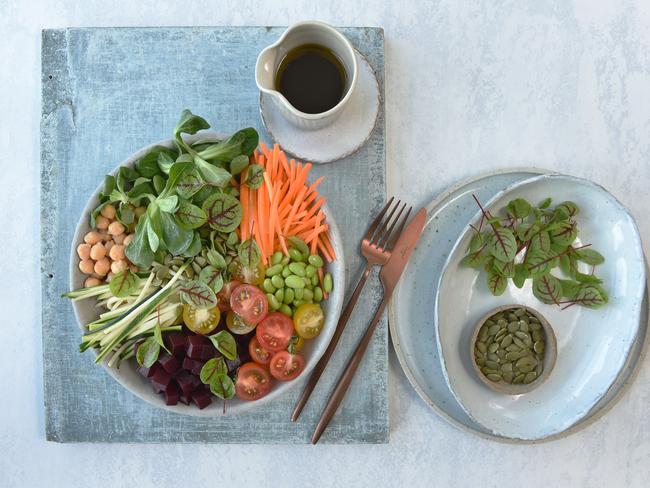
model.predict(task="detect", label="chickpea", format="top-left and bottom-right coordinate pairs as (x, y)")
top-left (108, 221), bottom-right (125, 236)
top-left (94, 257), bottom-right (110, 276)
top-left (100, 204), bottom-right (116, 220)
top-left (111, 259), bottom-right (129, 274)
top-left (79, 259), bottom-right (95, 274)
top-left (77, 243), bottom-right (91, 260)
top-left (84, 277), bottom-right (102, 288)
top-left (90, 242), bottom-right (106, 260)
top-left (134, 206), bottom-right (146, 218)
top-left (113, 233), bottom-right (125, 245)
top-left (104, 240), bottom-right (114, 252)
top-left (96, 215), bottom-right (110, 230)
top-left (83, 231), bottom-right (102, 245)
top-left (109, 244), bottom-right (125, 261)
top-left (123, 234), bottom-right (134, 246)
top-left (98, 230), bottom-right (109, 242)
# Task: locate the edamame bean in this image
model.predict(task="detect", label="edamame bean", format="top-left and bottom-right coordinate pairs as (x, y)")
top-left (279, 304), bottom-right (293, 316)
top-left (267, 293), bottom-right (281, 310)
top-left (266, 264), bottom-right (283, 276)
top-left (294, 287), bottom-right (304, 300)
top-left (282, 266), bottom-right (292, 278)
top-left (271, 275), bottom-right (284, 289)
top-left (271, 251), bottom-right (284, 265)
top-left (288, 248), bottom-right (304, 262)
top-left (288, 236), bottom-right (310, 254)
top-left (303, 276), bottom-right (312, 287)
top-left (274, 288), bottom-right (284, 303)
top-left (285, 275), bottom-right (305, 289)
top-left (302, 289), bottom-right (314, 301)
top-left (263, 278), bottom-right (275, 294)
top-left (308, 254), bottom-right (324, 268)
top-left (289, 262), bottom-right (306, 277)
top-left (312, 274), bottom-right (319, 286)
top-left (305, 265), bottom-right (316, 278)
top-left (283, 288), bottom-right (294, 304)
top-left (314, 286), bottom-right (323, 302)
top-left (281, 255), bottom-right (290, 266)
top-left (293, 300), bottom-right (306, 307)
top-left (323, 273), bottom-right (333, 292)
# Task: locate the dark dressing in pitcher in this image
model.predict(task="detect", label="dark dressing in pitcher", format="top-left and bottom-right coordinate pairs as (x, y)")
top-left (275, 44), bottom-right (347, 114)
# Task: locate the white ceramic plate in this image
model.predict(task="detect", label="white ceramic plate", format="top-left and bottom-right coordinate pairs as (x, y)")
top-left (259, 50), bottom-right (380, 164)
top-left (69, 132), bottom-right (345, 416)
top-left (435, 174), bottom-right (646, 440)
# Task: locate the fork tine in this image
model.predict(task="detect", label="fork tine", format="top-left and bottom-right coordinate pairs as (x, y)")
top-left (370, 199), bottom-right (401, 245)
top-left (384, 206), bottom-right (412, 251)
top-left (376, 202), bottom-right (408, 249)
top-left (363, 196), bottom-right (395, 241)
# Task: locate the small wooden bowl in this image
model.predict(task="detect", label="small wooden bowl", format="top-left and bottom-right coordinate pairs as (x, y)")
top-left (470, 305), bottom-right (557, 395)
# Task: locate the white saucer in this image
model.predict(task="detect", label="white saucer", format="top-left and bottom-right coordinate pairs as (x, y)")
top-left (259, 50), bottom-right (380, 163)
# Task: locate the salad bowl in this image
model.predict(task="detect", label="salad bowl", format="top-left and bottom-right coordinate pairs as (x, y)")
top-left (69, 132), bottom-right (345, 416)
top-left (435, 174), bottom-right (645, 440)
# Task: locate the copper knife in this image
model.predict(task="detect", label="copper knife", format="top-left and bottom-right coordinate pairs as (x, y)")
top-left (311, 207), bottom-right (427, 444)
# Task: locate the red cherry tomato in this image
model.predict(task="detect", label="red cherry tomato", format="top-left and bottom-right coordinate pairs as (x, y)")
top-left (229, 284), bottom-right (268, 324)
top-left (248, 336), bottom-right (272, 365)
top-left (269, 351), bottom-right (305, 381)
top-left (256, 312), bottom-right (294, 352)
top-left (235, 362), bottom-right (272, 401)
top-left (217, 280), bottom-right (241, 312)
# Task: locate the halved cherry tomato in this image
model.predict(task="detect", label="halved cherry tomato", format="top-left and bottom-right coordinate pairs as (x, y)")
top-left (288, 334), bottom-right (304, 354)
top-left (229, 258), bottom-right (266, 286)
top-left (230, 284), bottom-right (268, 325)
top-left (293, 303), bottom-right (325, 339)
top-left (256, 312), bottom-right (294, 352)
top-left (235, 362), bottom-right (272, 401)
top-left (226, 311), bottom-right (256, 335)
top-left (182, 304), bottom-right (221, 335)
top-left (269, 351), bottom-right (305, 381)
top-left (217, 280), bottom-right (241, 312)
top-left (248, 336), bottom-right (272, 365)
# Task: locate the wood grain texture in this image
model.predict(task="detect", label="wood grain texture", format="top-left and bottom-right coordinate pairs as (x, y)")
top-left (40, 26), bottom-right (386, 443)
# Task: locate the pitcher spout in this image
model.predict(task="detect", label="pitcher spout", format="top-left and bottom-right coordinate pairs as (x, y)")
top-left (255, 45), bottom-right (279, 93)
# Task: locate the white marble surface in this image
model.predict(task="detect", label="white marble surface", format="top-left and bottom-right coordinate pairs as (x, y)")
top-left (1, 0), bottom-right (649, 486)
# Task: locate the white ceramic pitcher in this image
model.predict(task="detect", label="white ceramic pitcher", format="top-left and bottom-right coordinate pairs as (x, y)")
top-left (255, 21), bottom-right (358, 130)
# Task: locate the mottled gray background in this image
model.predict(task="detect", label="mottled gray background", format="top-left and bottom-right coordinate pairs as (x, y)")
top-left (3, 0), bottom-right (650, 486)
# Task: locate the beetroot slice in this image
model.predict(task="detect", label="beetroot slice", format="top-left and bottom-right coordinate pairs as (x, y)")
top-left (191, 385), bottom-right (212, 409)
top-left (165, 382), bottom-right (180, 406)
top-left (158, 353), bottom-right (181, 374)
top-left (138, 361), bottom-right (159, 379)
top-left (151, 367), bottom-right (172, 392)
top-left (186, 335), bottom-right (213, 360)
top-left (182, 357), bottom-right (206, 376)
top-left (176, 370), bottom-right (197, 397)
top-left (165, 333), bottom-right (187, 357)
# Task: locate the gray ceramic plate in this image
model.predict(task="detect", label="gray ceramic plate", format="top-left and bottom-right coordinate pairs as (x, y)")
top-left (69, 132), bottom-right (345, 416)
top-left (389, 169), bottom-right (649, 442)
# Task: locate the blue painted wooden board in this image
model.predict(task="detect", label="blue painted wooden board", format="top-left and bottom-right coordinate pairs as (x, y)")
top-left (41, 27), bottom-right (386, 443)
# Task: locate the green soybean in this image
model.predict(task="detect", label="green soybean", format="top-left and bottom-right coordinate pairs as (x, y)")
top-left (311, 274), bottom-right (319, 286)
top-left (294, 287), bottom-right (304, 300)
top-left (279, 304), bottom-right (293, 316)
top-left (294, 300), bottom-right (306, 307)
top-left (302, 289), bottom-right (314, 301)
top-left (271, 275), bottom-right (284, 289)
top-left (267, 293), bottom-right (280, 310)
top-left (289, 262), bottom-right (306, 276)
top-left (303, 276), bottom-right (312, 287)
top-left (282, 266), bottom-right (292, 278)
top-left (289, 248), bottom-right (305, 262)
top-left (281, 255), bottom-right (291, 266)
top-left (266, 264), bottom-right (283, 276)
top-left (323, 273), bottom-right (333, 292)
top-left (286, 275), bottom-right (305, 289)
top-left (288, 236), bottom-right (310, 255)
top-left (308, 254), bottom-right (324, 268)
top-left (283, 288), bottom-right (294, 304)
top-left (271, 251), bottom-right (284, 265)
top-left (263, 278), bottom-right (275, 294)
top-left (314, 287), bottom-right (323, 302)
top-left (274, 288), bottom-right (284, 303)
top-left (305, 265), bottom-right (317, 278)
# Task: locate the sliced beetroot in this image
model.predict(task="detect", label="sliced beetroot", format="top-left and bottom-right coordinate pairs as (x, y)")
top-left (138, 361), bottom-right (159, 379)
top-left (182, 357), bottom-right (206, 376)
top-left (165, 332), bottom-right (187, 357)
top-left (191, 385), bottom-right (212, 410)
top-left (186, 335), bottom-right (214, 360)
top-left (165, 382), bottom-right (180, 406)
top-left (158, 353), bottom-right (181, 374)
top-left (151, 367), bottom-right (172, 392)
top-left (176, 370), bottom-right (197, 397)
top-left (179, 394), bottom-right (190, 405)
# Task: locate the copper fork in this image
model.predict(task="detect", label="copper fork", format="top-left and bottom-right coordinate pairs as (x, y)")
top-left (291, 197), bottom-right (410, 421)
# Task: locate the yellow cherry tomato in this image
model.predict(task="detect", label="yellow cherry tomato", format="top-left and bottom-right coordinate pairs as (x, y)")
top-left (226, 311), bottom-right (257, 335)
top-left (293, 303), bottom-right (325, 339)
top-left (182, 304), bottom-right (221, 335)
top-left (289, 335), bottom-right (305, 353)
top-left (229, 258), bottom-right (266, 286)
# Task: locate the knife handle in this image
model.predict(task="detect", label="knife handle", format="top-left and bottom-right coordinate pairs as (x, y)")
top-left (311, 298), bottom-right (388, 444)
top-left (291, 263), bottom-right (373, 422)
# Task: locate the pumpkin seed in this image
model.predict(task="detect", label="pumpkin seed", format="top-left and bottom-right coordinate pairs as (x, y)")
top-left (500, 334), bottom-right (513, 347)
top-left (194, 256), bottom-right (207, 267)
top-left (501, 362), bottom-right (513, 373)
top-left (485, 360), bottom-right (500, 369)
top-left (475, 357), bottom-right (486, 366)
top-left (516, 356), bottom-right (535, 370)
top-left (532, 330), bottom-right (543, 342)
top-left (494, 328), bottom-right (507, 342)
top-left (487, 324), bottom-right (501, 336)
top-left (481, 367), bottom-right (498, 375)
top-left (513, 336), bottom-right (526, 349)
top-left (534, 362), bottom-right (543, 376)
top-left (505, 344), bottom-right (520, 353)
top-left (519, 321), bottom-right (529, 332)
top-left (515, 330), bottom-right (531, 340)
top-left (487, 353), bottom-right (500, 362)
top-left (515, 308), bottom-right (526, 317)
top-left (524, 372), bottom-right (538, 384)
top-left (507, 321), bottom-right (519, 332)
top-left (475, 341), bottom-right (487, 354)
top-left (505, 351), bottom-right (520, 361)
top-left (508, 313), bottom-right (518, 322)
top-left (513, 373), bottom-right (525, 384)
top-left (496, 349), bottom-right (506, 359)
top-left (497, 319), bottom-right (507, 327)
top-left (488, 343), bottom-right (499, 353)
top-left (486, 373), bottom-right (502, 382)
top-left (478, 327), bottom-right (489, 342)
top-left (502, 371), bottom-right (514, 383)
top-left (534, 340), bottom-right (545, 354)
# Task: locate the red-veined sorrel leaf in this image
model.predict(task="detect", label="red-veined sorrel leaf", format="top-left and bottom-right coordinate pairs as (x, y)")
top-left (202, 193), bottom-right (242, 232)
top-left (548, 220), bottom-right (578, 246)
top-left (109, 269), bottom-right (138, 298)
top-left (200, 357), bottom-right (228, 384)
top-left (175, 200), bottom-right (207, 229)
top-left (555, 201), bottom-right (579, 219)
top-left (489, 227), bottom-right (517, 263)
top-left (208, 330), bottom-right (237, 360)
top-left (487, 270), bottom-right (507, 296)
top-left (529, 230), bottom-right (551, 254)
top-left (576, 248), bottom-right (605, 266)
top-left (210, 373), bottom-right (235, 399)
top-left (244, 164), bottom-right (265, 189)
top-left (493, 259), bottom-right (515, 278)
top-left (198, 265), bottom-right (224, 293)
top-left (238, 239), bottom-right (261, 268)
top-left (175, 168), bottom-right (205, 199)
top-left (525, 250), bottom-right (553, 278)
top-left (513, 264), bottom-right (528, 288)
top-left (571, 285), bottom-right (608, 309)
top-left (532, 274), bottom-right (562, 305)
top-left (136, 337), bottom-right (160, 368)
top-left (180, 280), bottom-right (217, 309)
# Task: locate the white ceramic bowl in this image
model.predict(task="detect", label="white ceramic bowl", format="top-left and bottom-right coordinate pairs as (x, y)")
top-left (435, 174), bottom-right (645, 440)
top-left (69, 132), bottom-right (345, 416)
